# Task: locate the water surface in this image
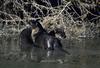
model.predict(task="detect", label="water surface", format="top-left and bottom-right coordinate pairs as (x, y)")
top-left (0, 36), bottom-right (100, 68)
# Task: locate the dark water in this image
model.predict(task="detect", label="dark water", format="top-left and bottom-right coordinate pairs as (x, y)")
top-left (0, 35), bottom-right (100, 68)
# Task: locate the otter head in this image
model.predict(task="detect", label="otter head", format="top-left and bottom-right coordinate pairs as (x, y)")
top-left (55, 28), bottom-right (66, 39)
top-left (49, 28), bottom-right (66, 39)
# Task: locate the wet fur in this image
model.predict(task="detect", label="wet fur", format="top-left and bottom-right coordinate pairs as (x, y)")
top-left (33, 21), bottom-right (70, 55)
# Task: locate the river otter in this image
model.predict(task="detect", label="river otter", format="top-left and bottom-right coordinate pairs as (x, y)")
top-left (19, 19), bottom-right (70, 61)
top-left (19, 20), bottom-right (40, 60)
top-left (31, 20), bottom-right (70, 54)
